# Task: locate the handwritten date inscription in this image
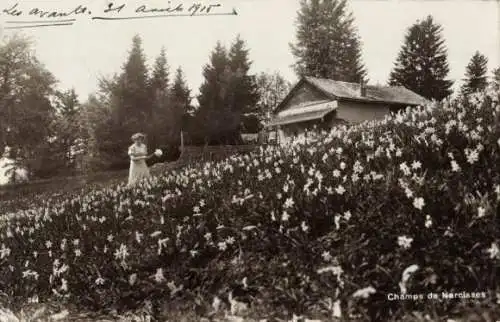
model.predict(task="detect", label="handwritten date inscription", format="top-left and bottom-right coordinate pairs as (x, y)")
top-left (2, 1), bottom-right (223, 20)
top-left (105, 2), bottom-right (222, 16)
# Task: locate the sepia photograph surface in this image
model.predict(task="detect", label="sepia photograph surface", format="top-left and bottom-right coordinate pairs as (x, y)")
top-left (0, 0), bottom-right (499, 321)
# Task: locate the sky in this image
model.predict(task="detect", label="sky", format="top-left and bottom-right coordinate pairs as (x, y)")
top-left (0, 0), bottom-right (498, 103)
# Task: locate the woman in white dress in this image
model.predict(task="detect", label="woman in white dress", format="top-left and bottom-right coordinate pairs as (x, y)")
top-left (127, 133), bottom-right (153, 186)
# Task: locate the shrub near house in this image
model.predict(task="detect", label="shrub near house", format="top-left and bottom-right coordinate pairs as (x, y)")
top-left (0, 90), bottom-right (498, 320)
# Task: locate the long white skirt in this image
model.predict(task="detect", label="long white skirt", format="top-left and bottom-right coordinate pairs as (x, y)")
top-left (128, 159), bottom-right (150, 186)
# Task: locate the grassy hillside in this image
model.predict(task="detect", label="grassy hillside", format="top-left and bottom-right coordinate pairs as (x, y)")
top-left (0, 166), bottom-right (163, 215)
top-left (0, 90), bottom-right (499, 321)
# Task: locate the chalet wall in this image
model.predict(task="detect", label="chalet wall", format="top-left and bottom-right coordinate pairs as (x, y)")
top-left (281, 82), bottom-right (329, 111)
top-left (336, 101), bottom-right (389, 123)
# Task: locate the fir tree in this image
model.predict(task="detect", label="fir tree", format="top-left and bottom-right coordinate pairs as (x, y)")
top-left (490, 67), bottom-right (500, 91)
top-left (461, 51), bottom-right (488, 95)
top-left (195, 37), bottom-right (259, 144)
top-left (290, 0), bottom-right (367, 83)
top-left (227, 35), bottom-right (259, 115)
top-left (197, 41), bottom-right (230, 112)
top-left (171, 67), bottom-right (191, 112)
top-left (118, 34), bottom-right (151, 127)
top-left (196, 42), bottom-right (231, 144)
top-left (90, 35), bottom-right (153, 169)
top-left (149, 47), bottom-right (171, 147)
top-left (389, 15), bottom-right (453, 101)
top-left (169, 67), bottom-right (192, 144)
top-left (150, 47), bottom-right (170, 106)
top-left (223, 35), bottom-right (259, 142)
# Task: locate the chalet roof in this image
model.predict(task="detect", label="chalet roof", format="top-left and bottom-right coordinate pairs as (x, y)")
top-left (267, 100), bottom-right (336, 127)
top-left (304, 76), bottom-right (427, 106)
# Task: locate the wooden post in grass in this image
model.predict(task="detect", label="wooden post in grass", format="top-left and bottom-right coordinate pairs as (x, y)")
top-left (179, 130), bottom-right (185, 160)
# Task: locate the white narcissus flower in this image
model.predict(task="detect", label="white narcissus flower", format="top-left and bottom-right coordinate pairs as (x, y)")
top-left (212, 296), bottom-right (222, 312)
top-left (217, 242), bottom-right (227, 251)
top-left (335, 185), bottom-right (346, 195)
top-left (477, 206), bottom-right (486, 218)
top-left (401, 265), bottom-right (419, 284)
top-left (301, 221), bottom-right (309, 232)
top-left (49, 309), bottom-right (69, 321)
top-left (60, 278), bottom-right (68, 292)
top-left (398, 236), bottom-right (413, 249)
top-left (332, 299), bottom-right (342, 318)
top-left (150, 231), bottom-right (161, 238)
top-left (114, 244), bottom-right (129, 261)
top-left (400, 162), bottom-right (411, 176)
top-left (135, 231), bottom-right (143, 244)
top-left (487, 242), bottom-right (499, 259)
top-left (425, 215), bottom-right (432, 228)
top-left (465, 149), bottom-right (479, 164)
top-left (0, 244), bottom-right (11, 259)
top-left (413, 197), bottom-right (425, 210)
top-left (411, 161), bottom-right (422, 170)
top-left (334, 214), bottom-right (341, 230)
top-left (284, 197), bottom-right (294, 209)
top-left (95, 277), bottom-right (105, 285)
top-left (405, 187), bottom-right (413, 199)
top-left (154, 268), bottom-right (165, 283)
top-left (352, 286), bottom-right (377, 298)
top-left (317, 265), bottom-right (343, 276)
top-left (129, 273), bottom-right (137, 286)
top-left (322, 251), bottom-right (332, 262)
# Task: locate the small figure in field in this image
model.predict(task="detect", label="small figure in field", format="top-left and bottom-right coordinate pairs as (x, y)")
top-left (127, 133), bottom-right (153, 186)
top-left (0, 146), bottom-right (29, 185)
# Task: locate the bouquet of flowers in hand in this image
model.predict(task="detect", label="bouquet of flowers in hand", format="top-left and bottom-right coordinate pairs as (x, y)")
top-left (154, 149), bottom-right (163, 157)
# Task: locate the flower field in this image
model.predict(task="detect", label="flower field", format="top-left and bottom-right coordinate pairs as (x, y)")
top-left (0, 90), bottom-right (499, 321)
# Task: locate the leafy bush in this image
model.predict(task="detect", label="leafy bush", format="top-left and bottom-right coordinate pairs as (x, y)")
top-left (0, 90), bottom-right (499, 321)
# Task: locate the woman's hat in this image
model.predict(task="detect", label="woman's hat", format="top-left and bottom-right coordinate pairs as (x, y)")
top-left (131, 133), bottom-right (146, 141)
